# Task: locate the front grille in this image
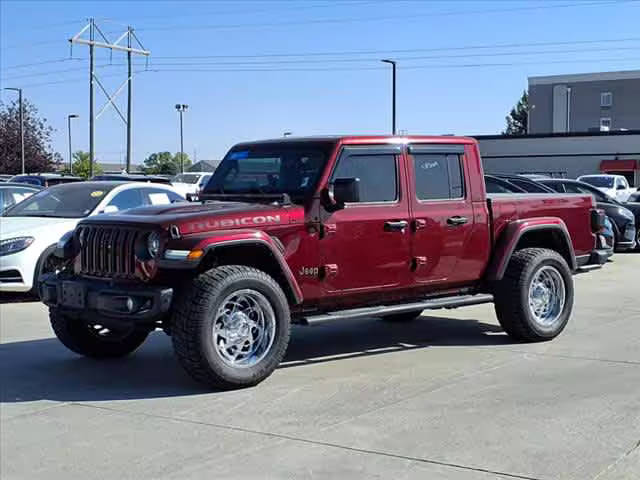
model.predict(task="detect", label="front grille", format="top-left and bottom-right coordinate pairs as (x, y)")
top-left (78, 225), bottom-right (143, 279)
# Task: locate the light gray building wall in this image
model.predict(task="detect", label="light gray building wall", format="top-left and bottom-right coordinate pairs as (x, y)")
top-left (475, 131), bottom-right (640, 186)
top-left (528, 70), bottom-right (640, 134)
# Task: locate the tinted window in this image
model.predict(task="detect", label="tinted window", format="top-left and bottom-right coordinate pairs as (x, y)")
top-left (413, 154), bottom-right (465, 200)
top-left (106, 189), bottom-right (143, 212)
top-left (509, 178), bottom-right (549, 193)
top-left (0, 187), bottom-right (37, 211)
top-left (486, 177), bottom-right (518, 193)
top-left (563, 182), bottom-right (609, 202)
top-left (332, 153), bottom-right (397, 203)
top-left (542, 182), bottom-right (565, 193)
top-left (3, 183), bottom-right (118, 218)
top-left (142, 188), bottom-right (184, 205)
top-left (580, 176), bottom-right (614, 188)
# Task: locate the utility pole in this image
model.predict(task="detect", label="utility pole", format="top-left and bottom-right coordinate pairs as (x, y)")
top-left (67, 114), bottom-right (79, 173)
top-left (69, 19), bottom-right (150, 178)
top-left (381, 59), bottom-right (396, 135)
top-left (126, 26), bottom-right (132, 173)
top-left (4, 87), bottom-right (25, 174)
top-left (175, 104), bottom-right (188, 173)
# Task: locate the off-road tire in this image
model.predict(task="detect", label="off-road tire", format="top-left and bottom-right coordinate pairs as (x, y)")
top-left (382, 310), bottom-right (423, 322)
top-left (493, 248), bottom-right (573, 342)
top-left (49, 307), bottom-right (149, 358)
top-left (171, 265), bottom-right (291, 390)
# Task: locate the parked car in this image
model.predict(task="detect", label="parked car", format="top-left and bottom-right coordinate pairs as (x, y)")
top-left (10, 173), bottom-right (82, 187)
top-left (40, 135), bottom-right (607, 390)
top-left (600, 217), bottom-right (615, 259)
top-left (171, 172), bottom-right (213, 199)
top-left (487, 174), bottom-right (555, 193)
top-left (539, 178), bottom-right (637, 251)
top-left (484, 175), bottom-right (526, 193)
top-left (91, 173), bottom-right (172, 184)
top-left (0, 183), bottom-right (42, 214)
top-left (0, 181), bottom-right (184, 294)
top-left (577, 174), bottom-right (635, 203)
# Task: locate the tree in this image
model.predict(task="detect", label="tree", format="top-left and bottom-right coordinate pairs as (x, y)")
top-left (503, 90), bottom-right (529, 136)
top-left (0, 98), bottom-right (62, 174)
top-left (61, 151), bottom-right (103, 179)
top-left (142, 151), bottom-right (191, 175)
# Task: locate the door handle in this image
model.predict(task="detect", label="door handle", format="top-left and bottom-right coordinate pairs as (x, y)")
top-left (446, 216), bottom-right (468, 226)
top-left (384, 220), bottom-right (409, 232)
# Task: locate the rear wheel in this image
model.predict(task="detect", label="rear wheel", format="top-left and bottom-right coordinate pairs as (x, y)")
top-left (49, 308), bottom-right (150, 358)
top-left (493, 248), bottom-right (573, 342)
top-left (382, 310), bottom-right (423, 322)
top-left (171, 265), bottom-right (291, 390)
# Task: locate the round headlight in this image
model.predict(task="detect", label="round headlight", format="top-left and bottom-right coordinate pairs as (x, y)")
top-left (147, 232), bottom-right (161, 258)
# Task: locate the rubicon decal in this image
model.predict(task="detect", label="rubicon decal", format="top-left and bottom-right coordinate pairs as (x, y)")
top-left (184, 215), bottom-right (281, 233)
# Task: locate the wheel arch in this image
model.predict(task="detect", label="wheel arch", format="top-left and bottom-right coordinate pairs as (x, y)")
top-left (196, 237), bottom-right (303, 305)
top-left (486, 218), bottom-right (577, 281)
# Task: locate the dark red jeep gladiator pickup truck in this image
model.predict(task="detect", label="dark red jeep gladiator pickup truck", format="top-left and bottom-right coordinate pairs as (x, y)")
top-left (41, 135), bottom-right (608, 389)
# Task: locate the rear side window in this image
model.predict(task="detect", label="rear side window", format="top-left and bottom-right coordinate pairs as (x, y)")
top-left (413, 154), bottom-right (465, 200)
top-left (143, 188), bottom-right (185, 205)
top-left (331, 153), bottom-right (397, 203)
top-left (106, 189), bottom-right (143, 212)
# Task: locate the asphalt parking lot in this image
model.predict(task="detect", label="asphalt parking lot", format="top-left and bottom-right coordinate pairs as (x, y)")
top-left (1, 256), bottom-right (638, 480)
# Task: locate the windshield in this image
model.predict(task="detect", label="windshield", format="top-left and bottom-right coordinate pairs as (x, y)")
top-left (3, 183), bottom-right (116, 218)
top-left (203, 141), bottom-right (334, 199)
top-left (172, 173), bottom-right (200, 184)
top-left (580, 176), bottom-right (614, 188)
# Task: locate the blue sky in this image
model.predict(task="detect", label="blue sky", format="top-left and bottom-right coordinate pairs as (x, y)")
top-left (1, 0), bottom-right (639, 165)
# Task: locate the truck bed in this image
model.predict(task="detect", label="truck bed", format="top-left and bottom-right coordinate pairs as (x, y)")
top-left (488, 193), bottom-right (596, 259)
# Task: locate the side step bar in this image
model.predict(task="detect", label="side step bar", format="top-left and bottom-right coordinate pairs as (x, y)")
top-left (302, 294), bottom-right (494, 325)
top-left (575, 264), bottom-right (603, 274)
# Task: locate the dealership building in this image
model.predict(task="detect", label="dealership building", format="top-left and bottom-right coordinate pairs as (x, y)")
top-left (474, 69), bottom-right (640, 186)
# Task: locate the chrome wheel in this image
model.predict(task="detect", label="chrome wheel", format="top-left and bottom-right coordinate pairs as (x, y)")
top-left (528, 265), bottom-right (566, 329)
top-left (212, 289), bottom-right (276, 368)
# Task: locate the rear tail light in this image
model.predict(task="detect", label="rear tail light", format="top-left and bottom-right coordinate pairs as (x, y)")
top-left (591, 208), bottom-right (606, 233)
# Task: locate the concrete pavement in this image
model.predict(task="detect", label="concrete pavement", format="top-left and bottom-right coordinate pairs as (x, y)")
top-left (1, 255), bottom-right (639, 479)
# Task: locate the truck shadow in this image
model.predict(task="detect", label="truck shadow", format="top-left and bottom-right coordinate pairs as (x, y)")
top-left (0, 314), bottom-right (510, 404)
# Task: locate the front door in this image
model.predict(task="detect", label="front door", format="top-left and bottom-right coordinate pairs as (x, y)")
top-left (319, 145), bottom-right (412, 296)
top-left (407, 144), bottom-right (476, 286)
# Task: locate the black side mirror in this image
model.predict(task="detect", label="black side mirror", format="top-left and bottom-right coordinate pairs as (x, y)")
top-left (322, 178), bottom-right (360, 211)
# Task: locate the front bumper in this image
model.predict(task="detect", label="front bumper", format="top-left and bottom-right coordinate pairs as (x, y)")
top-left (39, 274), bottom-right (173, 322)
top-left (616, 225), bottom-right (637, 250)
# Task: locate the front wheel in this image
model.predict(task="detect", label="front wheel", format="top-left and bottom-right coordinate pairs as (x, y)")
top-left (493, 248), bottom-right (574, 342)
top-left (171, 265), bottom-right (291, 390)
top-left (49, 308), bottom-right (150, 358)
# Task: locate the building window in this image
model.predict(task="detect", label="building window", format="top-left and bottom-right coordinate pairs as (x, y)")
top-left (600, 117), bottom-right (612, 131)
top-left (600, 92), bottom-right (612, 107)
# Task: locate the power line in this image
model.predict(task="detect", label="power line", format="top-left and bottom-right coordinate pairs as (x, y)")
top-left (5, 42), bottom-right (640, 81)
top-left (152, 36), bottom-right (640, 60)
top-left (137, 1), bottom-right (634, 31)
top-left (12, 55), bottom-right (639, 89)
top-left (2, 57), bottom-right (84, 71)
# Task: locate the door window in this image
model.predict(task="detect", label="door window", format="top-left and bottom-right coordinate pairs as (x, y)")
top-left (331, 153), bottom-right (397, 203)
top-left (413, 154), bottom-right (465, 200)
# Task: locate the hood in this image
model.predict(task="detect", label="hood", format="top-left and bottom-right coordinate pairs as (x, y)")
top-left (79, 200), bottom-right (304, 235)
top-left (0, 216), bottom-right (79, 238)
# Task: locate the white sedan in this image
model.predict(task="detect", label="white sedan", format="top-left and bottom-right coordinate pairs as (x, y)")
top-left (0, 181), bottom-right (184, 293)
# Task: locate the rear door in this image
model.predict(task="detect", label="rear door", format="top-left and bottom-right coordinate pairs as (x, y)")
top-left (407, 144), bottom-right (476, 286)
top-left (319, 144), bottom-right (412, 294)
